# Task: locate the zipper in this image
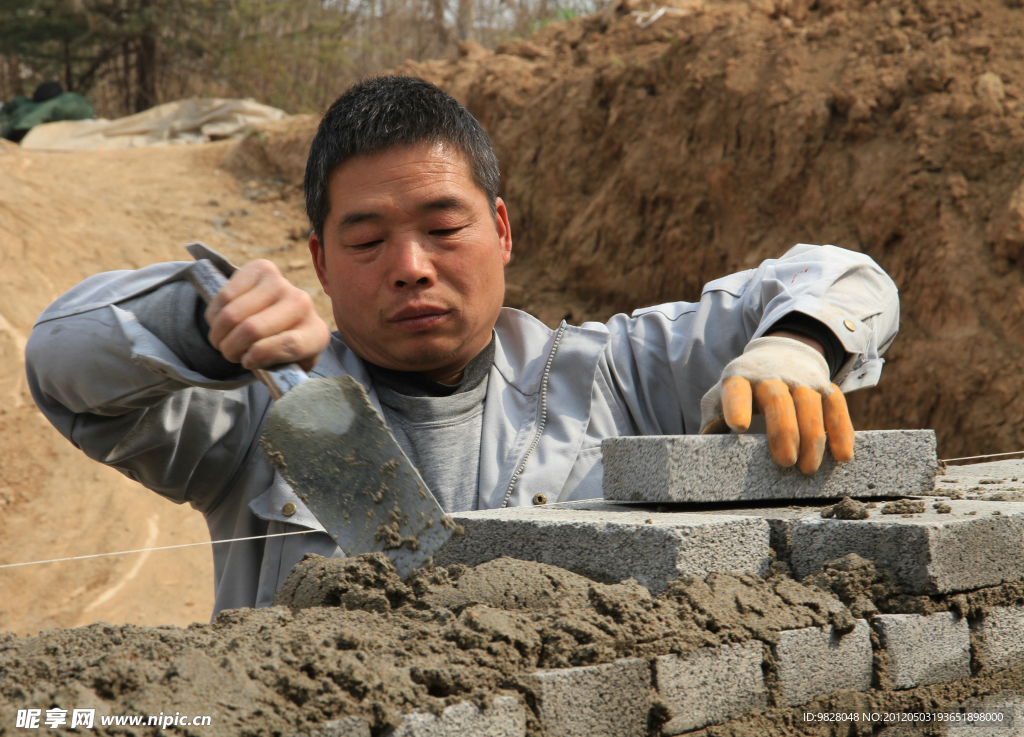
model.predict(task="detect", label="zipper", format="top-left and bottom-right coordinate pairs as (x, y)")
top-left (501, 322), bottom-right (567, 508)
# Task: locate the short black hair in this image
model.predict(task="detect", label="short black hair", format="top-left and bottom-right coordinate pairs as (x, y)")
top-left (304, 75), bottom-right (500, 242)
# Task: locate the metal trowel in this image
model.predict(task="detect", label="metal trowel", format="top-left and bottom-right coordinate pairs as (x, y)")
top-left (184, 244), bottom-right (455, 578)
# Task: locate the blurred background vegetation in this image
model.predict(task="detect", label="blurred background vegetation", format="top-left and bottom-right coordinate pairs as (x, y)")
top-left (0, 0), bottom-right (599, 118)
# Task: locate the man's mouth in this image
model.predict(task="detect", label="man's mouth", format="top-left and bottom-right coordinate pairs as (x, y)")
top-left (388, 305), bottom-right (450, 331)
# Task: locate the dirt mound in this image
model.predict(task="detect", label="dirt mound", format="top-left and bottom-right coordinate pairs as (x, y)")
top-left (201, 0), bottom-right (1024, 459)
top-left (398, 0), bottom-right (1024, 460)
top-left (0, 553), bottom-right (853, 735)
top-left (221, 114), bottom-right (320, 185)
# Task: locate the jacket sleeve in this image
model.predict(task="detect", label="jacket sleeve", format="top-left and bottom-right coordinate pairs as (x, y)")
top-left (25, 261), bottom-right (269, 514)
top-left (585, 243), bottom-right (900, 436)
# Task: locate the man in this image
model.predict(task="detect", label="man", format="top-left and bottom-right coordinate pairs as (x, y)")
top-left (26, 76), bottom-right (899, 616)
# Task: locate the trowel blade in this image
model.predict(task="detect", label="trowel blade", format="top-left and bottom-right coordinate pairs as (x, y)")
top-left (260, 375), bottom-right (454, 579)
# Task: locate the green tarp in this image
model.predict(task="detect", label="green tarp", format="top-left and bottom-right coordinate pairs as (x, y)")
top-left (0, 92), bottom-right (94, 142)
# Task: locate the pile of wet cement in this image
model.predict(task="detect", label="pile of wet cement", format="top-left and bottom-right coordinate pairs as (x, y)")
top-left (0, 553), bottom-right (851, 736)
top-left (8, 553), bottom-right (1024, 735)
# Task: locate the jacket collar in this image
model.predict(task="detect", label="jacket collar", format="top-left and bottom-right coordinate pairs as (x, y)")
top-left (491, 308), bottom-right (556, 396)
top-left (480, 308), bottom-right (611, 508)
top-left (300, 307), bottom-right (611, 511)
top-left (317, 307), bottom-right (552, 401)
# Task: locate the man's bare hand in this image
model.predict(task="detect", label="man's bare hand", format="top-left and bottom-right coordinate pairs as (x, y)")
top-left (204, 259), bottom-right (330, 372)
top-left (700, 336), bottom-right (855, 475)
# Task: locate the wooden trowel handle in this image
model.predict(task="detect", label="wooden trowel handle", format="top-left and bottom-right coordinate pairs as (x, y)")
top-left (186, 259), bottom-right (308, 400)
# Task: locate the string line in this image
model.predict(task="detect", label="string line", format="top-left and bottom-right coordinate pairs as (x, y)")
top-left (940, 450), bottom-right (1024, 463)
top-left (5, 448), bottom-right (1024, 570)
top-left (0, 530), bottom-right (315, 570)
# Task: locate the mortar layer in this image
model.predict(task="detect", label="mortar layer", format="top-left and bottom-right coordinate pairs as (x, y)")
top-left (806, 553), bottom-right (1024, 622)
top-left (933, 460), bottom-right (1024, 502)
top-left (0, 553), bottom-right (852, 737)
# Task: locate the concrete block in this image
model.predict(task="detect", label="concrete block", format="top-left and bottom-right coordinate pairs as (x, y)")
top-left (789, 499), bottom-right (1024, 594)
top-left (435, 502), bottom-right (770, 594)
top-left (979, 607), bottom-right (1024, 673)
top-left (383, 697), bottom-right (527, 737)
top-left (703, 505), bottom-right (825, 563)
top-left (602, 430), bottom-right (937, 503)
top-left (874, 612), bottom-right (970, 689)
top-left (522, 658), bottom-right (651, 737)
top-left (772, 620), bottom-right (872, 706)
top-left (656, 642), bottom-right (767, 735)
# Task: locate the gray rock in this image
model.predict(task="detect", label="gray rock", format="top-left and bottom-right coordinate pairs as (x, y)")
top-left (522, 658), bottom-right (652, 737)
top-left (602, 430), bottom-right (937, 502)
top-left (436, 503), bottom-right (770, 594)
top-left (656, 642), bottom-right (767, 735)
top-left (772, 621), bottom-right (873, 706)
top-left (874, 612), bottom-right (970, 689)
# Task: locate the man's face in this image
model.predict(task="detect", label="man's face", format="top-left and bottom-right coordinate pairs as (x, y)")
top-left (309, 142), bottom-right (512, 382)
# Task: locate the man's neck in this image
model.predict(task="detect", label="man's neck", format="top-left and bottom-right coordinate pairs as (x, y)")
top-left (363, 336), bottom-right (496, 398)
top-left (425, 366), bottom-right (466, 386)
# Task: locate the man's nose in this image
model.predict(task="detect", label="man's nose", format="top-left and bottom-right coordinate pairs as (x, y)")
top-left (389, 237), bottom-right (436, 289)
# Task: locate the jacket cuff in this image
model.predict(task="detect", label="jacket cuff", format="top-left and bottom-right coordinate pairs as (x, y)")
top-left (766, 312), bottom-right (847, 379)
top-left (118, 280), bottom-right (242, 381)
top-left (754, 296), bottom-right (871, 355)
top-left (112, 306), bottom-right (256, 390)
top-left (754, 296), bottom-right (884, 393)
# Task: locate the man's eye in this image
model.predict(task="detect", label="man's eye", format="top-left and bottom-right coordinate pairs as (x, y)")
top-left (430, 227), bottom-right (463, 237)
top-left (349, 240), bottom-right (383, 249)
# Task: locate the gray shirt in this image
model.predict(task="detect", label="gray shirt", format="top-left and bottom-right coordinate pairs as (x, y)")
top-left (376, 381), bottom-right (486, 513)
top-left (362, 340), bottom-right (496, 513)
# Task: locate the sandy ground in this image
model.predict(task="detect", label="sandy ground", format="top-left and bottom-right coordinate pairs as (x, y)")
top-left (0, 139), bottom-right (328, 636)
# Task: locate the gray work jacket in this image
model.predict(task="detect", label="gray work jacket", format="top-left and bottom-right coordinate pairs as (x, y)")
top-left (26, 243), bottom-right (899, 616)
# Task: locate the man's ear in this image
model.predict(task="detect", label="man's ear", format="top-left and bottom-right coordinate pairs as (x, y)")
top-left (495, 197), bottom-right (513, 266)
top-left (309, 230), bottom-right (331, 297)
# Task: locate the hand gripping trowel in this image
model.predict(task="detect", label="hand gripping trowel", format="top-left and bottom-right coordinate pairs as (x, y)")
top-left (184, 244), bottom-right (455, 578)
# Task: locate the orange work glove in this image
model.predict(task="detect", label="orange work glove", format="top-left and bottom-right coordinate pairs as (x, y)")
top-left (699, 337), bottom-right (855, 474)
